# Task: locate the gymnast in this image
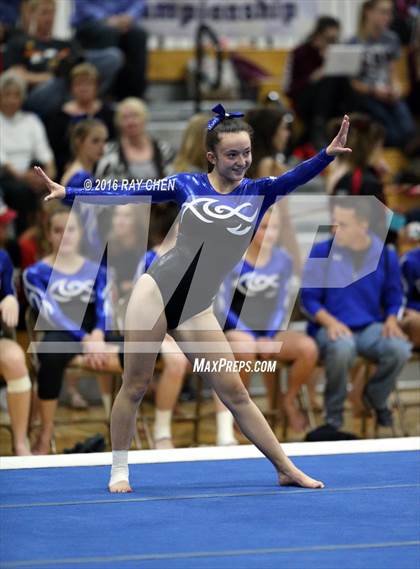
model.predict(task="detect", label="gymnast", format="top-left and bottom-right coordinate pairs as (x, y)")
top-left (34, 104), bottom-right (351, 493)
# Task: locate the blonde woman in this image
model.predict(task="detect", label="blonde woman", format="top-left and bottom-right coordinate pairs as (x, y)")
top-left (96, 98), bottom-right (173, 181)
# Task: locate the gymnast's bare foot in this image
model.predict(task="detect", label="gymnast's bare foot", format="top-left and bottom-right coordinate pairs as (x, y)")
top-left (278, 467), bottom-right (324, 489)
top-left (109, 481), bottom-right (133, 493)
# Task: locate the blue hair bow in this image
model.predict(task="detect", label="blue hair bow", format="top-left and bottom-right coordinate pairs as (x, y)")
top-left (207, 104), bottom-right (244, 131)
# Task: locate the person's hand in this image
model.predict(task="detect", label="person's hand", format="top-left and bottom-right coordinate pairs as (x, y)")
top-left (372, 156), bottom-right (391, 178)
top-left (389, 82), bottom-right (402, 102)
top-left (34, 166), bottom-right (66, 202)
top-left (0, 295), bottom-right (19, 328)
top-left (309, 66), bottom-right (325, 83)
top-left (326, 115), bottom-right (352, 156)
top-left (106, 14), bottom-right (133, 32)
top-left (117, 14), bottom-right (134, 32)
top-left (326, 319), bottom-right (352, 341)
top-left (372, 84), bottom-right (393, 103)
top-left (106, 15), bottom-right (122, 28)
top-left (401, 308), bottom-right (417, 326)
top-left (382, 316), bottom-right (407, 339)
top-left (82, 329), bottom-right (109, 369)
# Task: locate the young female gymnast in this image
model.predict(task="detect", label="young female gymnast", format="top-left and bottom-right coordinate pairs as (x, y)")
top-left (23, 207), bottom-right (118, 453)
top-left (35, 105), bottom-right (351, 492)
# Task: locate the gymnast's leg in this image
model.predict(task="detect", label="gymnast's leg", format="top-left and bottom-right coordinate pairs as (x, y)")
top-left (172, 310), bottom-right (324, 488)
top-left (109, 275), bottom-right (167, 493)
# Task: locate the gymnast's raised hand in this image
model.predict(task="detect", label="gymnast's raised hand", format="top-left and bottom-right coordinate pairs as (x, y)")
top-left (34, 166), bottom-right (66, 201)
top-left (326, 114), bottom-right (352, 156)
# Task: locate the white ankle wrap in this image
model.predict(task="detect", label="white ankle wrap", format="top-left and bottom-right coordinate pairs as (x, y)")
top-left (109, 450), bottom-right (129, 486)
top-left (7, 375), bottom-right (31, 394)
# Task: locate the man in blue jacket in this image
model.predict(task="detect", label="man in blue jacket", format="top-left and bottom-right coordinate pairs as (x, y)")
top-left (301, 197), bottom-right (412, 429)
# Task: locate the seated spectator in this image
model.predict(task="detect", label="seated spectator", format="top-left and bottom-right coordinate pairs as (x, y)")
top-left (216, 208), bottom-right (319, 434)
top-left (134, 208), bottom-right (188, 449)
top-left (400, 223), bottom-right (420, 348)
top-left (61, 119), bottom-right (107, 188)
top-left (301, 197), bottom-right (412, 431)
top-left (326, 114), bottom-right (389, 195)
top-left (0, 247), bottom-right (32, 455)
top-left (47, 62), bottom-right (115, 180)
top-left (18, 201), bottom-right (57, 271)
top-left (171, 113), bottom-right (211, 174)
top-left (329, 114), bottom-right (388, 237)
top-left (0, 70), bottom-right (55, 234)
top-left (245, 107), bottom-right (302, 273)
top-left (0, 193), bottom-right (21, 266)
top-left (61, 118), bottom-right (109, 261)
top-left (348, 0), bottom-right (416, 148)
top-left (72, 0), bottom-right (148, 99)
top-left (96, 98), bottom-right (174, 181)
top-left (23, 206), bottom-right (118, 453)
top-left (4, 0), bottom-right (123, 118)
top-left (407, 15), bottom-right (420, 118)
top-left (62, 118), bottom-right (108, 410)
top-left (284, 16), bottom-right (344, 148)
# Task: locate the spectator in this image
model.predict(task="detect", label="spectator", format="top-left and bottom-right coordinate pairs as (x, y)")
top-left (217, 207), bottom-right (318, 434)
top-left (61, 118), bottom-right (107, 187)
top-left (301, 197), bottom-right (412, 431)
top-left (348, 0), bottom-right (416, 147)
top-left (329, 114), bottom-right (388, 237)
top-left (406, 13), bottom-right (420, 118)
top-left (61, 118), bottom-right (109, 261)
top-left (23, 206), bottom-right (117, 453)
top-left (96, 98), bottom-right (173, 181)
top-left (72, 0), bottom-right (148, 100)
top-left (0, 70), bottom-right (55, 234)
top-left (400, 223), bottom-right (420, 348)
top-left (18, 201), bottom-right (55, 270)
top-left (0, 192), bottom-right (21, 266)
top-left (60, 119), bottom-right (111, 409)
top-left (172, 113), bottom-right (211, 174)
top-left (285, 16), bottom-right (343, 148)
top-left (0, 247), bottom-right (32, 455)
top-left (4, 0), bottom-right (123, 118)
top-left (326, 114), bottom-right (389, 195)
top-left (47, 62), bottom-right (115, 180)
top-left (245, 107), bottom-right (302, 274)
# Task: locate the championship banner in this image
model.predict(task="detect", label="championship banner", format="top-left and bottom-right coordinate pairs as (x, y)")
top-left (142, 0), bottom-right (319, 42)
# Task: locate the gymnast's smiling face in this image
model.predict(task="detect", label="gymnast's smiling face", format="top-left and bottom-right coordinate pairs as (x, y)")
top-left (207, 131), bottom-right (252, 183)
